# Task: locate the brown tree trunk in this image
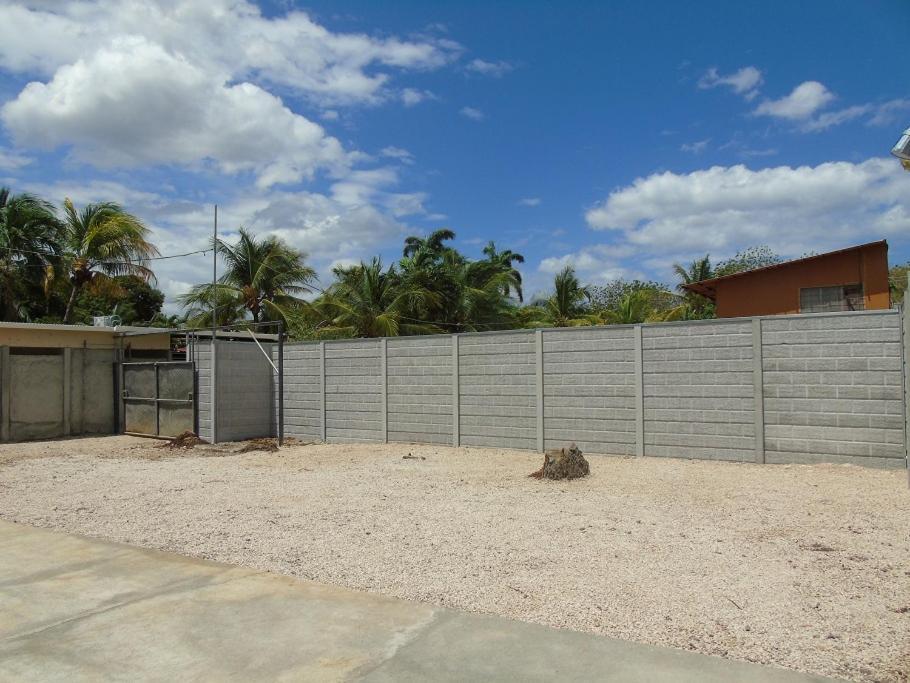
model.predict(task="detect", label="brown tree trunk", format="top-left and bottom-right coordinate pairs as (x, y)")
top-left (63, 282), bottom-right (80, 324)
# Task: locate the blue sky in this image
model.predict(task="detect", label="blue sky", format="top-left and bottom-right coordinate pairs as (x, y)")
top-left (0, 0), bottom-right (908, 311)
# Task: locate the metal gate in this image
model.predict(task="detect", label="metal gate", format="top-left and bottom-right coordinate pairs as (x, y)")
top-left (121, 361), bottom-right (195, 437)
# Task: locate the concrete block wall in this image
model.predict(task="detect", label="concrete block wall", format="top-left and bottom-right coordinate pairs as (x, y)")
top-left (642, 320), bottom-right (756, 462)
top-left (215, 341), bottom-right (274, 442)
top-left (762, 313), bottom-right (905, 467)
top-left (387, 336), bottom-right (452, 445)
top-left (458, 332), bottom-right (537, 450)
top-left (325, 341), bottom-right (383, 442)
top-left (195, 342), bottom-right (212, 442)
top-left (1, 348), bottom-right (117, 442)
top-left (542, 327), bottom-right (636, 456)
top-left (281, 343), bottom-right (322, 441)
top-left (210, 309), bottom-right (909, 469)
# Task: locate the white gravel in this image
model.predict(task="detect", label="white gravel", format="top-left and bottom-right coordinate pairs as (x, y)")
top-left (0, 436), bottom-right (908, 682)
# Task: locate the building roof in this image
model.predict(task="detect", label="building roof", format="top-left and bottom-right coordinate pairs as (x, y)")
top-left (680, 240), bottom-right (887, 301)
top-left (0, 321), bottom-right (170, 335)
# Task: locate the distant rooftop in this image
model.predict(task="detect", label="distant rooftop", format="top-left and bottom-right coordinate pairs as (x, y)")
top-left (681, 240), bottom-right (888, 300)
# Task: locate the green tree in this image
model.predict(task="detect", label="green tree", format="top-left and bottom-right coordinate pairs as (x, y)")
top-left (315, 258), bottom-right (438, 337)
top-left (180, 228), bottom-right (316, 325)
top-left (61, 198), bottom-right (158, 323)
top-left (481, 240), bottom-right (525, 302)
top-left (889, 262), bottom-right (909, 305)
top-left (532, 266), bottom-right (595, 327)
top-left (72, 275), bottom-right (165, 325)
top-left (599, 289), bottom-right (684, 324)
top-left (672, 255), bottom-right (715, 318)
top-left (714, 245), bottom-right (782, 277)
top-left (0, 188), bottom-right (63, 321)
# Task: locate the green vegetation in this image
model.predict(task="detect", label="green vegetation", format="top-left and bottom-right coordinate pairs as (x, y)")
top-left (9, 184), bottom-right (887, 339)
top-left (0, 186), bottom-right (165, 325)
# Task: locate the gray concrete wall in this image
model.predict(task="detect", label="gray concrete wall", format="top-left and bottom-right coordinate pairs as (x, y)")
top-left (387, 336), bottom-right (452, 445)
top-left (325, 341), bottom-right (383, 442)
top-left (214, 309), bottom-right (908, 469)
top-left (458, 332), bottom-right (537, 450)
top-left (215, 341), bottom-right (274, 442)
top-left (642, 320), bottom-right (756, 462)
top-left (1, 348), bottom-right (116, 441)
top-left (762, 313), bottom-right (905, 467)
top-left (196, 342), bottom-right (213, 442)
top-left (281, 343), bottom-right (322, 441)
top-left (542, 327), bottom-right (636, 456)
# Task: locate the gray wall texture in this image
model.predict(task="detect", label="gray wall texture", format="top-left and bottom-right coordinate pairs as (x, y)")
top-left (203, 309), bottom-right (909, 470)
top-left (0, 347), bottom-right (116, 441)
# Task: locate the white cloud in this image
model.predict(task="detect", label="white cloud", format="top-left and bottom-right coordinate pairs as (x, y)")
top-left (801, 98), bottom-right (910, 132)
top-left (680, 139), bottom-right (710, 154)
top-left (754, 81), bottom-right (834, 120)
top-left (2, 37), bottom-right (349, 188)
top-left (0, 1), bottom-right (460, 106)
top-left (697, 66), bottom-right (763, 100)
top-left (466, 58), bottom-right (513, 77)
top-left (538, 243), bottom-right (639, 283)
top-left (0, 147), bottom-right (31, 170)
top-left (460, 106), bottom-right (484, 121)
top-left (400, 88), bottom-right (437, 106)
top-left (380, 146), bottom-right (414, 164)
top-left (518, 197), bottom-right (541, 207)
top-left (584, 159), bottom-right (910, 260)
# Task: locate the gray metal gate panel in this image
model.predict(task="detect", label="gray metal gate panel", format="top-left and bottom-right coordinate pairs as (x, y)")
top-left (122, 361), bottom-right (195, 437)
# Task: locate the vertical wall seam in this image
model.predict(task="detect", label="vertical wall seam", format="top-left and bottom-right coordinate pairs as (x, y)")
top-left (752, 317), bottom-right (766, 464)
top-left (62, 348), bottom-right (72, 437)
top-left (381, 338), bottom-right (388, 443)
top-left (1, 346), bottom-right (10, 442)
top-left (901, 284), bottom-right (910, 476)
top-left (634, 325), bottom-right (644, 457)
top-left (320, 341), bottom-right (327, 443)
top-left (210, 339), bottom-right (217, 444)
top-left (452, 335), bottom-right (460, 447)
top-left (536, 329), bottom-right (544, 453)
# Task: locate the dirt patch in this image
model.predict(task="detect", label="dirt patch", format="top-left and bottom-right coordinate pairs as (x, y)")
top-left (0, 436), bottom-right (908, 682)
top-left (158, 431), bottom-right (207, 450)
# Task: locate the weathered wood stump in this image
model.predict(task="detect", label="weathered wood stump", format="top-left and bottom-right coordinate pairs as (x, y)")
top-left (529, 442), bottom-right (590, 480)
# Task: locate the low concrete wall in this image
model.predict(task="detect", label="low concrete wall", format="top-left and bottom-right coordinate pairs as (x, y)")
top-left (206, 309), bottom-right (909, 469)
top-left (1, 347), bottom-right (116, 442)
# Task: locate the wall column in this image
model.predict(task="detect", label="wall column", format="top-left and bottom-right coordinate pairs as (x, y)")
top-left (535, 329), bottom-right (544, 453)
top-left (210, 339), bottom-right (217, 444)
top-left (634, 325), bottom-right (644, 457)
top-left (320, 341), bottom-right (327, 443)
top-left (452, 335), bottom-right (460, 447)
top-left (380, 338), bottom-right (388, 443)
top-left (0, 346), bottom-right (9, 442)
top-left (63, 348), bottom-right (72, 436)
top-left (752, 318), bottom-right (766, 464)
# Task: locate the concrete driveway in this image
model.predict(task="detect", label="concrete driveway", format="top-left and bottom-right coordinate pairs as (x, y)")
top-left (0, 520), bottom-right (833, 682)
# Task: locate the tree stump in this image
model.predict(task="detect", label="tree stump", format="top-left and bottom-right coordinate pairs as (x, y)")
top-left (529, 442), bottom-right (590, 480)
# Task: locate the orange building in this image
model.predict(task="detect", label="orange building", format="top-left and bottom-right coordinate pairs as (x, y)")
top-left (682, 240), bottom-right (891, 318)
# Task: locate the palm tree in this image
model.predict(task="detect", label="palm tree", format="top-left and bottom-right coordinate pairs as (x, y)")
top-left (180, 228), bottom-right (316, 325)
top-left (60, 198), bottom-right (158, 323)
top-left (599, 290), bottom-right (685, 324)
top-left (672, 254), bottom-right (714, 318)
top-left (482, 241), bottom-right (525, 301)
top-left (315, 258), bottom-right (438, 337)
top-left (0, 188), bottom-right (64, 321)
top-left (402, 228), bottom-right (456, 261)
top-left (672, 255), bottom-right (713, 292)
top-left (538, 266), bottom-right (595, 327)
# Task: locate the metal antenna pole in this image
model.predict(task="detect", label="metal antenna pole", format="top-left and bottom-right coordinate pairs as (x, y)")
top-left (210, 205), bottom-right (218, 444)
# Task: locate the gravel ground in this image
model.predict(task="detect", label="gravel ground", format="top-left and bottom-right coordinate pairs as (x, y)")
top-left (0, 436), bottom-right (908, 682)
